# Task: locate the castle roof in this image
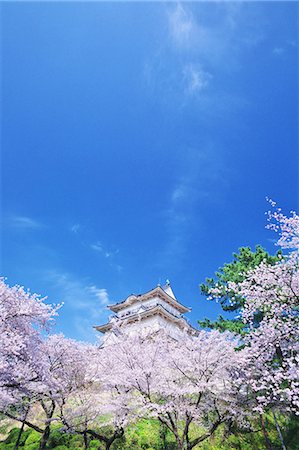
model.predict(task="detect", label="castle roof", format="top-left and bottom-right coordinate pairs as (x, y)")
top-left (107, 284), bottom-right (190, 314)
top-left (94, 303), bottom-right (196, 334)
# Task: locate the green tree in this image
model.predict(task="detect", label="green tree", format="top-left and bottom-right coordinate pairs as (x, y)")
top-left (199, 245), bottom-right (282, 335)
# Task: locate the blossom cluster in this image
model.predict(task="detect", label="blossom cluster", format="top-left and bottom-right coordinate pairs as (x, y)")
top-left (207, 203), bottom-right (299, 415)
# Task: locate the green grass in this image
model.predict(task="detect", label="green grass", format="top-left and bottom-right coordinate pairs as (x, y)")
top-left (0, 414), bottom-right (298, 449)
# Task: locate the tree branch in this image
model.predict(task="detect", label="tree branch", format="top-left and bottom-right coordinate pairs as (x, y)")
top-left (4, 411), bottom-right (44, 434)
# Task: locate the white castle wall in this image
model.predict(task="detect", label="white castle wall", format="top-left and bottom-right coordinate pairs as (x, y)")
top-left (101, 314), bottom-right (187, 346)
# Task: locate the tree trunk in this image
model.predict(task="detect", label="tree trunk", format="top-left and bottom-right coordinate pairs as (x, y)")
top-left (176, 440), bottom-right (184, 450)
top-left (105, 437), bottom-right (118, 450)
top-left (159, 422), bottom-right (167, 450)
top-left (272, 410), bottom-right (287, 450)
top-left (259, 414), bottom-right (273, 450)
top-left (96, 439), bottom-right (113, 450)
top-left (39, 399), bottom-right (55, 450)
top-left (96, 443), bottom-right (112, 450)
top-left (83, 431), bottom-right (89, 450)
top-left (39, 424), bottom-right (51, 450)
top-left (14, 406), bottom-right (30, 450)
top-left (14, 420), bottom-right (26, 450)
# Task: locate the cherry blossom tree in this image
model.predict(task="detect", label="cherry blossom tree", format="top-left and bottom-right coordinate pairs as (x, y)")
top-left (231, 203), bottom-right (298, 416)
top-left (206, 202), bottom-right (299, 449)
top-left (59, 384), bottom-right (129, 450)
top-left (0, 280), bottom-right (135, 450)
top-left (34, 334), bottom-right (93, 450)
top-left (0, 280), bottom-right (92, 449)
top-left (58, 344), bottom-right (134, 450)
top-left (0, 279), bottom-right (60, 448)
top-left (0, 279), bottom-right (59, 409)
top-left (100, 328), bottom-right (250, 450)
top-left (1, 327), bottom-right (89, 449)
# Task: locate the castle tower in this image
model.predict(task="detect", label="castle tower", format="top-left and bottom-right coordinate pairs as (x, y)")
top-left (94, 282), bottom-right (196, 342)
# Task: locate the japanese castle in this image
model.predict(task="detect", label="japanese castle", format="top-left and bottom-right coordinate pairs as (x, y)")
top-left (95, 281), bottom-right (196, 341)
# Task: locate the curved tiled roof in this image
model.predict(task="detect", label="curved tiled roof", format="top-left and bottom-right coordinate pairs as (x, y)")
top-left (94, 303), bottom-right (196, 334)
top-left (107, 285), bottom-right (190, 314)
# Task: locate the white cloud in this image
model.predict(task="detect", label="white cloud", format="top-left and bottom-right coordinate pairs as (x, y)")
top-left (272, 39), bottom-right (296, 57)
top-left (47, 271), bottom-right (109, 312)
top-left (70, 223), bottom-right (80, 233)
top-left (90, 241), bottom-right (119, 259)
top-left (183, 64), bottom-right (212, 94)
top-left (144, 2), bottom-right (269, 109)
top-left (90, 241), bottom-right (104, 253)
top-left (144, 4), bottom-right (216, 105)
top-left (171, 185), bottom-right (186, 203)
top-left (167, 3), bottom-right (230, 59)
top-left (168, 3), bottom-right (195, 47)
top-left (44, 270), bottom-right (111, 341)
top-left (87, 286), bottom-right (109, 306)
top-left (7, 215), bottom-right (42, 229)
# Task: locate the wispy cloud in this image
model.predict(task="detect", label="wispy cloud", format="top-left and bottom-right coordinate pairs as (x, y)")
top-left (167, 2), bottom-right (264, 58)
top-left (6, 215), bottom-right (42, 230)
top-left (87, 285), bottom-right (109, 306)
top-left (168, 3), bottom-right (196, 48)
top-left (144, 3), bottom-right (215, 102)
top-left (68, 223), bottom-right (122, 272)
top-left (167, 3), bottom-right (223, 63)
top-left (44, 270), bottom-right (110, 341)
top-left (90, 242), bottom-right (104, 252)
top-left (46, 270), bottom-right (110, 310)
top-left (272, 40), bottom-right (297, 56)
top-left (183, 64), bottom-right (212, 94)
top-left (144, 2), bottom-right (267, 110)
top-left (90, 241), bottom-right (120, 262)
top-left (159, 145), bottom-right (231, 265)
top-left (70, 223), bottom-right (80, 233)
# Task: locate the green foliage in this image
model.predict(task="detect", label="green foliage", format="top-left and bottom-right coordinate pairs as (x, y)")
top-left (111, 419), bottom-right (176, 449)
top-left (0, 423), bottom-right (9, 435)
top-left (24, 444), bottom-right (39, 450)
top-left (51, 446), bottom-right (69, 450)
top-left (25, 430), bottom-right (41, 445)
top-left (198, 315), bottom-right (246, 336)
top-left (4, 427), bottom-right (22, 444)
top-left (0, 425), bottom-right (83, 449)
top-left (47, 429), bottom-right (71, 448)
top-left (4, 427), bottom-right (31, 445)
top-left (1, 413), bottom-right (298, 449)
top-left (0, 443), bottom-right (15, 450)
top-left (199, 245), bottom-right (282, 334)
top-left (190, 413), bottom-right (298, 450)
top-left (88, 439), bottom-right (101, 449)
top-left (284, 414), bottom-right (299, 448)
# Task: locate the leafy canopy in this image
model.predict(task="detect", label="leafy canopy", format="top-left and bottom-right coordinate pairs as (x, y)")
top-left (199, 245), bottom-right (282, 334)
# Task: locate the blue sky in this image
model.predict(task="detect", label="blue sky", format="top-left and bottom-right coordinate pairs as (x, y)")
top-left (1, 2), bottom-right (298, 342)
